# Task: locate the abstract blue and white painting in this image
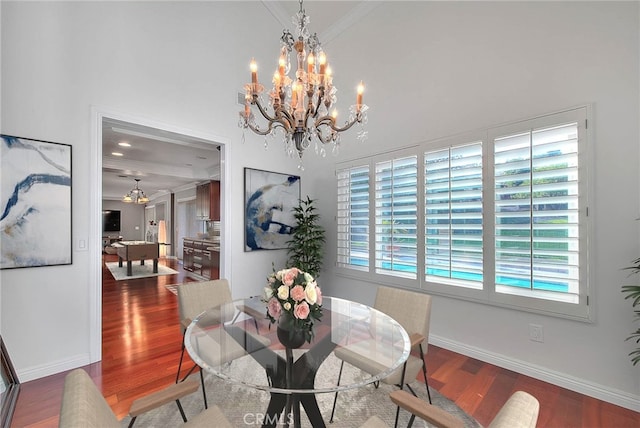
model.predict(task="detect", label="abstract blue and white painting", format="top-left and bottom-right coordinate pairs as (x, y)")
top-left (1, 135), bottom-right (72, 269)
top-left (245, 168), bottom-right (300, 251)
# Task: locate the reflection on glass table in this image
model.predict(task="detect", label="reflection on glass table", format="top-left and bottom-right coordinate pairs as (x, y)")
top-left (185, 296), bottom-right (410, 428)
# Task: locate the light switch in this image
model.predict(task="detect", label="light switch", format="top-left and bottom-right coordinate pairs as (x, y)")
top-left (76, 238), bottom-right (88, 251)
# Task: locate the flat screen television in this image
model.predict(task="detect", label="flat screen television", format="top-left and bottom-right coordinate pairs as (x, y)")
top-left (102, 210), bottom-right (121, 232)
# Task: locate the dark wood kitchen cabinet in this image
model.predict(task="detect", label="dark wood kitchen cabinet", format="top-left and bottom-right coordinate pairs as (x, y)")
top-left (195, 180), bottom-right (220, 221)
top-left (209, 180), bottom-right (220, 221)
top-left (182, 238), bottom-right (219, 279)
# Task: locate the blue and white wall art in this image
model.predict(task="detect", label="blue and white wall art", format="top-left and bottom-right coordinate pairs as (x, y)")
top-left (1, 135), bottom-right (72, 269)
top-left (244, 168), bottom-right (300, 251)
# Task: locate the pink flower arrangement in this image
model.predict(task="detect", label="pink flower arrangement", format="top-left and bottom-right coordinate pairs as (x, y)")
top-left (263, 267), bottom-right (323, 342)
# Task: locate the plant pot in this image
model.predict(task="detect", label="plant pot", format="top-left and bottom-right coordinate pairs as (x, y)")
top-left (276, 313), bottom-right (307, 349)
top-left (276, 325), bottom-right (306, 349)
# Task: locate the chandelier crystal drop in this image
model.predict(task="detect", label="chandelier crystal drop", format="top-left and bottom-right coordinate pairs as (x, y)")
top-left (122, 178), bottom-right (149, 204)
top-left (239, 0), bottom-right (368, 160)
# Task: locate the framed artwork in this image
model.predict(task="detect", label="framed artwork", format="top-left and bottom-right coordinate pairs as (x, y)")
top-left (0, 135), bottom-right (72, 269)
top-left (0, 336), bottom-right (20, 428)
top-left (244, 167), bottom-right (300, 251)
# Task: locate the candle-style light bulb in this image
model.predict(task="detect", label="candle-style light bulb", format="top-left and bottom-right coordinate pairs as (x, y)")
top-left (307, 53), bottom-right (315, 74)
top-left (356, 81), bottom-right (364, 108)
top-left (331, 109), bottom-right (338, 119)
top-left (250, 58), bottom-right (258, 84)
top-left (318, 52), bottom-right (327, 75)
top-left (279, 56), bottom-right (286, 77)
top-left (325, 66), bottom-right (333, 91)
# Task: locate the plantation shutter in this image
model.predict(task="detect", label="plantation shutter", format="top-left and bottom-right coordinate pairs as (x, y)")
top-left (336, 165), bottom-right (370, 269)
top-left (425, 142), bottom-right (483, 288)
top-left (375, 155), bottom-right (418, 278)
top-left (494, 122), bottom-right (580, 303)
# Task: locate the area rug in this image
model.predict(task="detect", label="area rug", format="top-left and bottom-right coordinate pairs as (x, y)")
top-left (105, 261), bottom-right (179, 281)
top-left (165, 284), bottom-right (179, 295)
top-left (120, 352), bottom-right (480, 427)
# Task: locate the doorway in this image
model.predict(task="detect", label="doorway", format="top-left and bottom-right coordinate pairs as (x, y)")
top-left (90, 107), bottom-right (230, 362)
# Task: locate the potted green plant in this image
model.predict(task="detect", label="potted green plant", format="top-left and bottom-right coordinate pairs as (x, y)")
top-left (622, 256), bottom-right (640, 366)
top-left (287, 196), bottom-right (326, 278)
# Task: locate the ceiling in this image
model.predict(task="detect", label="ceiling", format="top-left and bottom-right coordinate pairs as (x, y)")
top-left (101, 1), bottom-right (371, 201)
top-left (102, 118), bottom-right (221, 200)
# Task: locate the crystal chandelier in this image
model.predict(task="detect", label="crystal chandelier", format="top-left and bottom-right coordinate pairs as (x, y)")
top-left (239, 0), bottom-right (368, 165)
top-left (122, 178), bottom-right (149, 204)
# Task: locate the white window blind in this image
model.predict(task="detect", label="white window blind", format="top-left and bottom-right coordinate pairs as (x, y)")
top-left (425, 142), bottom-right (483, 289)
top-left (375, 156), bottom-right (418, 279)
top-left (494, 122), bottom-right (580, 303)
top-left (336, 165), bottom-right (370, 269)
top-left (335, 106), bottom-right (589, 321)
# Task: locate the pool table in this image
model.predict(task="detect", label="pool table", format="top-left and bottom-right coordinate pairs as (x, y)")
top-left (114, 241), bottom-right (159, 276)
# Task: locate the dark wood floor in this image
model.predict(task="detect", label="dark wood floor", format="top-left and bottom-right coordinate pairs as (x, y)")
top-left (10, 255), bottom-right (639, 427)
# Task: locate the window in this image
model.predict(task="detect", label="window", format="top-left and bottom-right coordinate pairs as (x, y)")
top-left (336, 107), bottom-right (590, 320)
top-left (375, 155), bottom-right (418, 279)
top-left (425, 142), bottom-right (483, 290)
top-left (337, 165), bottom-right (370, 270)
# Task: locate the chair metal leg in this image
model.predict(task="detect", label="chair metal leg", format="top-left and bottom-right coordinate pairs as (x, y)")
top-left (394, 406), bottom-right (402, 428)
top-left (180, 363), bottom-right (197, 382)
top-left (127, 416), bottom-right (137, 428)
top-left (407, 414), bottom-right (416, 428)
top-left (175, 343), bottom-right (186, 384)
top-left (419, 344), bottom-right (432, 404)
top-left (199, 369), bottom-right (208, 409)
top-left (394, 361), bottom-right (409, 428)
top-left (405, 383), bottom-right (417, 396)
top-left (329, 360), bottom-right (345, 423)
top-left (177, 331), bottom-right (207, 409)
top-left (176, 399), bottom-right (188, 422)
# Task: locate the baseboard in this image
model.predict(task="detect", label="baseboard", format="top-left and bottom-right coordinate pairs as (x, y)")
top-left (429, 335), bottom-right (640, 412)
top-left (17, 353), bottom-right (92, 383)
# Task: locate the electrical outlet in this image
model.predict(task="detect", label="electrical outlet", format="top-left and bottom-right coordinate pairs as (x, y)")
top-left (529, 324), bottom-right (544, 343)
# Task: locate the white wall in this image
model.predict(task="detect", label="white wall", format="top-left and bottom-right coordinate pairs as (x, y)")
top-left (304, 1), bottom-right (640, 410)
top-left (0, 0), bottom-right (294, 381)
top-left (0, 0), bottom-right (638, 411)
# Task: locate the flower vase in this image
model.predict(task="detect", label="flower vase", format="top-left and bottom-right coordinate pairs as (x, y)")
top-left (277, 314), bottom-right (306, 349)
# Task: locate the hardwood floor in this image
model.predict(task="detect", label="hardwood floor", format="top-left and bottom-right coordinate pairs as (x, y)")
top-left (10, 255), bottom-right (639, 427)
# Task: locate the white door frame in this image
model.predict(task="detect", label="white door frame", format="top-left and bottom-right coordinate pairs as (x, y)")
top-left (89, 106), bottom-right (231, 362)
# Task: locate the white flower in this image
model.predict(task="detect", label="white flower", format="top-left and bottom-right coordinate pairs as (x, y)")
top-left (277, 285), bottom-right (289, 300)
top-left (304, 281), bottom-right (318, 305)
top-left (283, 302), bottom-right (292, 311)
top-left (303, 272), bottom-right (314, 284)
top-left (263, 286), bottom-right (274, 300)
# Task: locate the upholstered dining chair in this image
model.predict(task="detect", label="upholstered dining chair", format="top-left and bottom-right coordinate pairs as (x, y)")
top-left (58, 368), bottom-right (233, 428)
top-left (389, 389), bottom-right (540, 428)
top-left (331, 286), bottom-right (433, 428)
top-left (176, 279), bottom-right (234, 409)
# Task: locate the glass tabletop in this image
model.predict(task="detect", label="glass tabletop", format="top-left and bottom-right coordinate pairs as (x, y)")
top-left (184, 295), bottom-right (410, 395)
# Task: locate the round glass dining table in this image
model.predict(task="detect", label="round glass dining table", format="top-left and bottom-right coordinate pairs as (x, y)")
top-left (184, 295), bottom-right (410, 428)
